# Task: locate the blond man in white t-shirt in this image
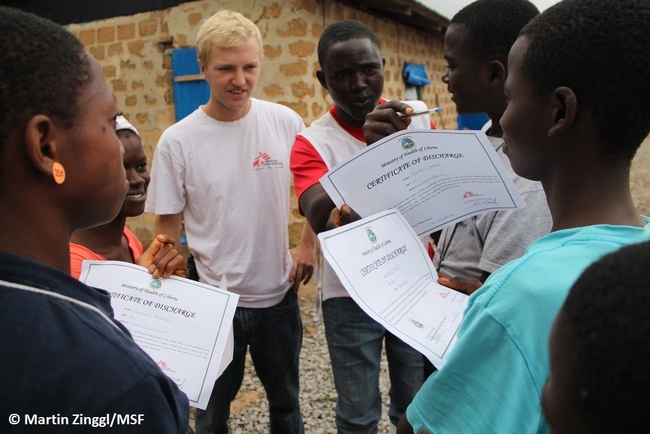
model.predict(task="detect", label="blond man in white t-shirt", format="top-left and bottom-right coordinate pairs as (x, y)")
top-left (146, 10), bottom-right (315, 434)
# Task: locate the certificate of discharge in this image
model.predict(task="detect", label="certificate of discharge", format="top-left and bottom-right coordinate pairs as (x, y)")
top-left (320, 129), bottom-right (524, 236)
top-left (79, 261), bottom-right (238, 409)
top-left (318, 209), bottom-right (468, 368)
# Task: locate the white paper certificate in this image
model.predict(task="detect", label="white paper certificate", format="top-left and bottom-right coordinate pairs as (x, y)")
top-left (319, 129), bottom-right (524, 236)
top-left (79, 261), bottom-right (239, 410)
top-left (318, 209), bottom-right (468, 368)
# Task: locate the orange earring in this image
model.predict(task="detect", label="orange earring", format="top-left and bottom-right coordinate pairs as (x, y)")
top-left (52, 162), bottom-right (66, 184)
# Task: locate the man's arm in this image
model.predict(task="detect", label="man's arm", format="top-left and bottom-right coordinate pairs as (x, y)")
top-left (154, 213), bottom-right (182, 250)
top-left (299, 184), bottom-right (337, 235)
top-left (289, 221), bottom-right (316, 292)
top-left (290, 134), bottom-right (336, 235)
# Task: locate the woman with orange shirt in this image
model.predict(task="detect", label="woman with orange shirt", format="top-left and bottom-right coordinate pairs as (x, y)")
top-left (70, 115), bottom-right (188, 279)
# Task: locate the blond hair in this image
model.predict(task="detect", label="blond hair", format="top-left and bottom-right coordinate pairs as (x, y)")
top-left (196, 10), bottom-right (263, 64)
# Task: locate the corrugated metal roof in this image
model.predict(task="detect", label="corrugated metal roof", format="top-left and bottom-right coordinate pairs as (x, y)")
top-left (342, 0), bottom-right (449, 36)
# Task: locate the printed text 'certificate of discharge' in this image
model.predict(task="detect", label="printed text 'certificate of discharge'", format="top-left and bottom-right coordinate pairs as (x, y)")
top-left (79, 261), bottom-right (239, 409)
top-left (320, 129), bottom-right (524, 236)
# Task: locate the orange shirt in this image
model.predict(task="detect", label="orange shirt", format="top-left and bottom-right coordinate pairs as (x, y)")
top-left (69, 227), bottom-right (144, 279)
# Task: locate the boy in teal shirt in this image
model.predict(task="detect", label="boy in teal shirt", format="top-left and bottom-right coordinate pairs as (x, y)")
top-left (364, 0), bottom-right (650, 432)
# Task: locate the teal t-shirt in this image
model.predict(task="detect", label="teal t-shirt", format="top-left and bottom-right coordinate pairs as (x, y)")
top-left (407, 219), bottom-right (650, 434)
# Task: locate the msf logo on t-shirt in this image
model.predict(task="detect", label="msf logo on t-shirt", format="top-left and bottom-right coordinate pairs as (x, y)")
top-left (252, 151), bottom-right (284, 171)
top-left (252, 152), bottom-right (271, 167)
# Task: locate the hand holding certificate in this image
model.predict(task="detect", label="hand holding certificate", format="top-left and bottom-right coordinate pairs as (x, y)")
top-left (79, 261), bottom-right (238, 409)
top-left (319, 129), bottom-right (524, 236)
top-left (318, 209), bottom-right (468, 368)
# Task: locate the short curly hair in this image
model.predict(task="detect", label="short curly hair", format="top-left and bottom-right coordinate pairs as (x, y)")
top-left (520, 0), bottom-right (650, 161)
top-left (451, 0), bottom-right (539, 60)
top-left (317, 20), bottom-right (381, 67)
top-left (560, 239), bottom-right (650, 433)
top-left (0, 7), bottom-right (93, 149)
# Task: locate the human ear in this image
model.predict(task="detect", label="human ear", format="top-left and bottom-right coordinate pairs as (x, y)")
top-left (316, 69), bottom-right (328, 91)
top-left (198, 59), bottom-right (207, 80)
top-left (23, 115), bottom-right (60, 179)
top-left (548, 86), bottom-right (577, 137)
top-left (488, 59), bottom-right (507, 86)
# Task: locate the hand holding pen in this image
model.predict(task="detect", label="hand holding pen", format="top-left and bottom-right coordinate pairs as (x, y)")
top-left (363, 100), bottom-right (443, 145)
top-left (399, 107), bottom-right (443, 120)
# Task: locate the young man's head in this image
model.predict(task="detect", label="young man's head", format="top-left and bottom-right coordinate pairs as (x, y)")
top-left (514, 0), bottom-right (650, 162)
top-left (443, 0), bottom-right (539, 117)
top-left (316, 20), bottom-right (384, 128)
top-left (0, 7), bottom-right (126, 233)
top-left (542, 239), bottom-right (650, 434)
top-left (196, 10), bottom-right (263, 121)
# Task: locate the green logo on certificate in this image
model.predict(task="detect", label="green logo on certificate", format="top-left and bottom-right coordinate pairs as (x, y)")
top-left (149, 278), bottom-right (163, 290)
top-left (366, 227), bottom-right (378, 243)
top-left (400, 136), bottom-right (416, 150)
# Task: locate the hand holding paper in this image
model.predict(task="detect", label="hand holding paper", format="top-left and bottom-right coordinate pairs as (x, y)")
top-left (137, 233), bottom-right (188, 279)
top-left (437, 272), bottom-right (484, 295)
top-left (319, 129), bottom-right (524, 237)
top-left (318, 209), bottom-right (468, 368)
top-left (79, 261), bottom-right (238, 409)
top-left (326, 204), bottom-right (362, 230)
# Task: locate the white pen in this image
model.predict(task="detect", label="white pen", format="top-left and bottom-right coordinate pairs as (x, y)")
top-left (399, 107), bottom-right (443, 119)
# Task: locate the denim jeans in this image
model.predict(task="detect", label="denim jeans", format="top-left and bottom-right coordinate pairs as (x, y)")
top-left (322, 297), bottom-right (424, 434)
top-left (195, 290), bottom-right (304, 434)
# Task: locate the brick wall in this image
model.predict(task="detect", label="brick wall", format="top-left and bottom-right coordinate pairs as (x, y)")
top-left (67, 0), bottom-right (454, 248)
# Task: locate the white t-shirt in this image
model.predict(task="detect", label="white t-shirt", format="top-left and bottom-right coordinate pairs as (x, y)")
top-left (145, 99), bottom-right (305, 308)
